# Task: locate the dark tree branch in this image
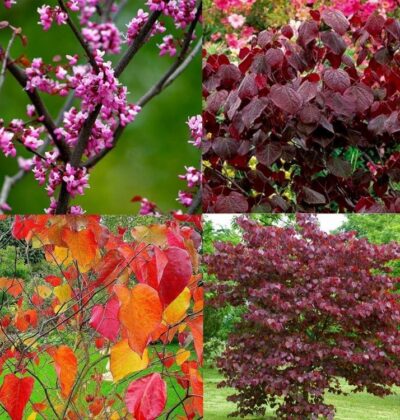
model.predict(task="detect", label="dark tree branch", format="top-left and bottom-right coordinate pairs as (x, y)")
top-left (188, 188), bottom-right (201, 214)
top-left (57, 0), bottom-right (99, 71)
top-left (0, 92), bottom-right (75, 213)
top-left (3, 57), bottom-right (71, 162)
top-left (114, 9), bottom-right (163, 77)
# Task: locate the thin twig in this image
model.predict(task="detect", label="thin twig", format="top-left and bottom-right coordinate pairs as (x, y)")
top-left (57, 0), bottom-right (99, 71)
top-left (0, 30), bottom-right (16, 92)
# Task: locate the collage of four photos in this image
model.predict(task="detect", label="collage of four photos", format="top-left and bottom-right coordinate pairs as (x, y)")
top-left (0, 0), bottom-right (400, 419)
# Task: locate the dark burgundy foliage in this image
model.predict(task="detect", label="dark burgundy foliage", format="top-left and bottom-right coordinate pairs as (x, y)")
top-left (206, 216), bottom-right (400, 418)
top-left (202, 9), bottom-right (400, 213)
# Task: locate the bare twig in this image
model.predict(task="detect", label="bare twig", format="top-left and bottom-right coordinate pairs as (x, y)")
top-left (0, 30), bottom-right (16, 92)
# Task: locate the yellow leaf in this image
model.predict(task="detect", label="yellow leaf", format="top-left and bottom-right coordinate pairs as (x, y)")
top-left (51, 246), bottom-right (73, 267)
top-left (27, 413), bottom-right (37, 420)
top-left (110, 340), bottom-right (149, 382)
top-left (176, 349), bottom-right (190, 366)
top-left (36, 285), bottom-right (52, 299)
top-left (163, 287), bottom-right (191, 325)
top-left (54, 284), bottom-right (72, 306)
top-left (131, 225), bottom-right (168, 247)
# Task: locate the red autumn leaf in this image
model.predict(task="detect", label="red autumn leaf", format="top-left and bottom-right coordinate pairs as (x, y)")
top-left (158, 247), bottom-right (193, 307)
top-left (125, 373), bottom-right (167, 420)
top-left (93, 249), bottom-right (126, 288)
top-left (0, 374), bottom-right (34, 420)
top-left (0, 278), bottom-right (23, 297)
top-left (89, 296), bottom-right (120, 342)
top-left (131, 245), bottom-right (168, 290)
top-left (44, 275), bottom-right (62, 287)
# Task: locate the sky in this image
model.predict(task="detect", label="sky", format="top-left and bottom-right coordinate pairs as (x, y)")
top-left (204, 214), bottom-right (347, 232)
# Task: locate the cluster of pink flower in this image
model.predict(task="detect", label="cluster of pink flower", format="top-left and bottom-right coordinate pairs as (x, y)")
top-left (292, 0), bottom-right (397, 19)
top-left (82, 22), bottom-right (122, 54)
top-left (134, 114), bottom-right (202, 215)
top-left (37, 5), bottom-right (68, 30)
top-left (208, 0), bottom-right (256, 51)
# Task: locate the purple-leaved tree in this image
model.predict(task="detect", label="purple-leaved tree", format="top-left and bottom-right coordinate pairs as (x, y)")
top-left (206, 215), bottom-right (400, 418)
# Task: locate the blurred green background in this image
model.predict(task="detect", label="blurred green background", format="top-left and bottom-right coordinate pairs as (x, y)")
top-left (0, 1), bottom-right (201, 213)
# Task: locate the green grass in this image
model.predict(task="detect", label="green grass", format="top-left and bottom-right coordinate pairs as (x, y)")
top-left (204, 368), bottom-right (400, 420)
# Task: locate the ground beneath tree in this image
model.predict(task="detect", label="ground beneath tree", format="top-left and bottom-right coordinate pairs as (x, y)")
top-left (204, 368), bottom-right (400, 420)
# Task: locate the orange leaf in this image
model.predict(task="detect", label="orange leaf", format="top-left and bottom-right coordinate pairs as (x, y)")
top-left (51, 346), bottom-right (78, 398)
top-left (15, 309), bottom-right (38, 332)
top-left (62, 228), bottom-right (97, 273)
top-left (114, 284), bottom-right (162, 355)
top-left (0, 278), bottom-right (23, 297)
top-left (187, 315), bottom-right (203, 365)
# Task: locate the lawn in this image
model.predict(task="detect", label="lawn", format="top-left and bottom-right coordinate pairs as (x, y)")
top-left (204, 368), bottom-right (400, 420)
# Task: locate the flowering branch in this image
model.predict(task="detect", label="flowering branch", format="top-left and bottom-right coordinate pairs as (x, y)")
top-left (3, 56), bottom-right (71, 162)
top-left (0, 0), bottom-right (201, 214)
top-left (83, 37), bottom-right (202, 170)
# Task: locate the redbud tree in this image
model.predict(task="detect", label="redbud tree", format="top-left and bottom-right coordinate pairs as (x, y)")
top-left (205, 215), bottom-right (400, 419)
top-left (0, 0), bottom-right (201, 214)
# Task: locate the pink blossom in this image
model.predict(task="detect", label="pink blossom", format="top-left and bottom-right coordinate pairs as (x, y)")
top-left (44, 197), bottom-right (58, 214)
top-left (187, 115), bottom-right (202, 148)
top-left (26, 104), bottom-right (36, 117)
top-left (4, 0), bottom-right (16, 8)
top-left (82, 22), bottom-right (122, 54)
top-left (37, 5), bottom-right (67, 31)
top-left (70, 205), bottom-right (85, 214)
top-left (37, 5), bottom-right (53, 31)
top-left (177, 190), bottom-right (193, 207)
top-left (179, 166), bottom-right (201, 188)
top-left (0, 127), bottom-right (15, 157)
top-left (126, 9), bottom-right (165, 44)
top-left (62, 163), bottom-right (90, 197)
top-left (0, 203), bottom-right (12, 212)
top-left (228, 13), bottom-right (245, 29)
top-left (158, 35), bottom-right (176, 57)
top-left (17, 157), bottom-right (34, 171)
